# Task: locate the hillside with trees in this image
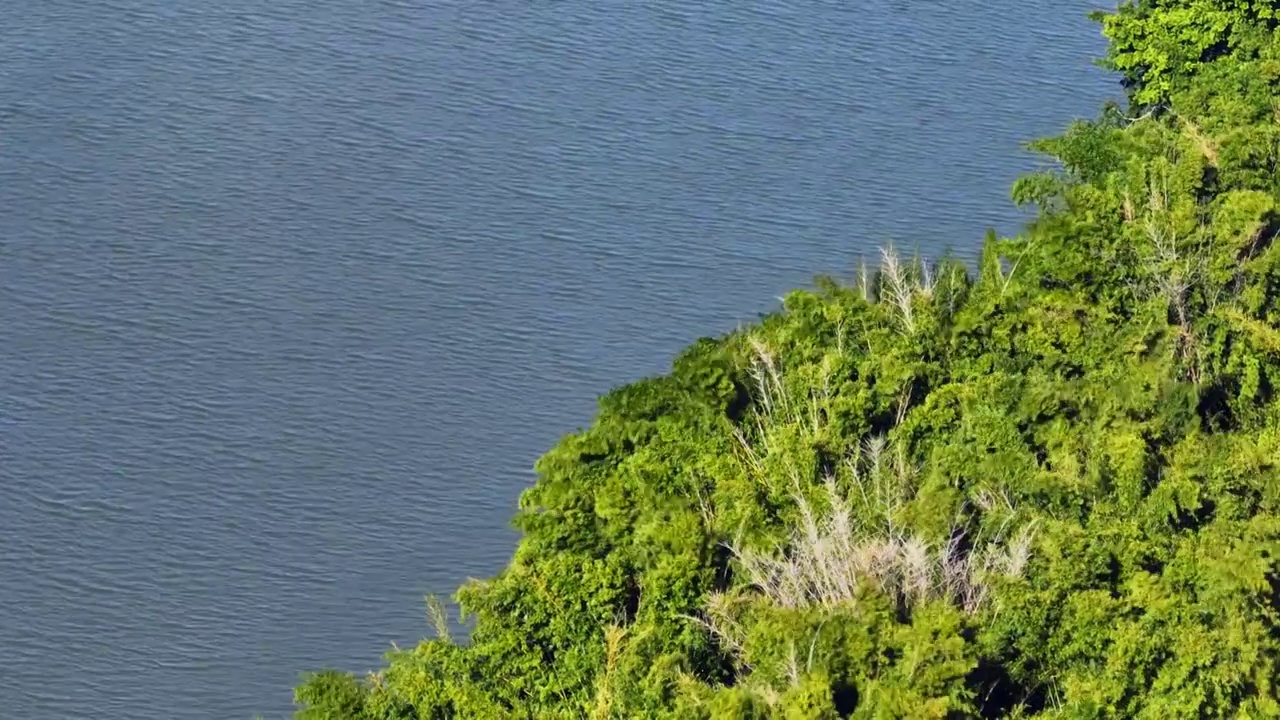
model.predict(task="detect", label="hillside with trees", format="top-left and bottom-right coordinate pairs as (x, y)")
top-left (295, 2), bottom-right (1280, 716)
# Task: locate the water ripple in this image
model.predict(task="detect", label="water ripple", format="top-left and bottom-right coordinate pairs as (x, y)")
top-left (0, 1), bottom-right (1114, 718)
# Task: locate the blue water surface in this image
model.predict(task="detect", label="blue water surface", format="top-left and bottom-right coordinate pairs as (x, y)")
top-left (0, 2), bottom-right (1115, 717)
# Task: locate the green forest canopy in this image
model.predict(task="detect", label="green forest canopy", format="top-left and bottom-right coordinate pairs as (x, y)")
top-left (295, 2), bottom-right (1280, 717)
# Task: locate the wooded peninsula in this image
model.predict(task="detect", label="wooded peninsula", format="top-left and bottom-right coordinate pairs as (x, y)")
top-left (296, 3), bottom-right (1280, 717)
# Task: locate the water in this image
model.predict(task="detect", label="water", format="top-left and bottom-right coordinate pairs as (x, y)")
top-left (0, 2), bottom-right (1115, 717)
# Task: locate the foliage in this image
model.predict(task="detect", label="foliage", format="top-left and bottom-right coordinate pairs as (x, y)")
top-left (295, 3), bottom-right (1280, 717)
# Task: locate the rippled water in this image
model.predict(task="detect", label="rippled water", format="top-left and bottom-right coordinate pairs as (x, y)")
top-left (1, 2), bottom-right (1115, 717)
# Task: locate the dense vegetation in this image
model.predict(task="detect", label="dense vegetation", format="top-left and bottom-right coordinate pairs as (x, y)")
top-left (295, 2), bottom-right (1280, 717)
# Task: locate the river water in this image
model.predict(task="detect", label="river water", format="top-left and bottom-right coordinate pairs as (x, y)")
top-left (1, 2), bottom-right (1114, 717)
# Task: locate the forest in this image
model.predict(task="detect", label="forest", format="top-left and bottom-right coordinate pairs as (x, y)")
top-left (294, 2), bottom-right (1280, 717)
